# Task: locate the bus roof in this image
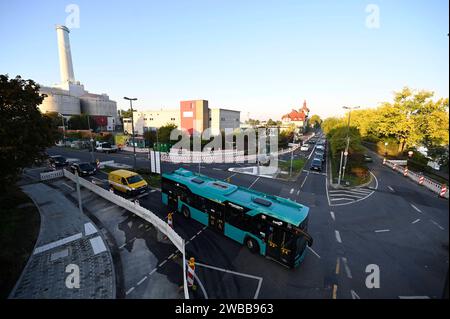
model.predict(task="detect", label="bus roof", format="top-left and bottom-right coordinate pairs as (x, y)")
top-left (162, 168), bottom-right (309, 227)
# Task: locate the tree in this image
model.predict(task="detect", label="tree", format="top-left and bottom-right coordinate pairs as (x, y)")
top-left (245, 118), bottom-right (260, 127)
top-left (0, 74), bottom-right (59, 189)
top-left (309, 114), bottom-right (322, 129)
top-left (266, 119), bottom-right (279, 127)
top-left (159, 123), bottom-right (178, 143)
top-left (68, 114), bottom-right (98, 131)
top-left (143, 130), bottom-right (157, 148)
top-left (322, 117), bottom-right (344, 136)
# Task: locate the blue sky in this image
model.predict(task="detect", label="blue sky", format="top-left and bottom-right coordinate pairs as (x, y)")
top-left (0, 0), bottom-right (448, 119)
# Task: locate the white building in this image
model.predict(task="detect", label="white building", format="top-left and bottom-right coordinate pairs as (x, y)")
top-left (38, 25), bottom-right (118, 131)
top-left (209, 108), bottom-right (241, 135)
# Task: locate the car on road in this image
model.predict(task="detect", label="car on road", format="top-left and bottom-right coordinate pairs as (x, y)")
top-left (310, 158), bottom-right (323, 171)
top-left (309, 139), bottom-right (316, 144)
top-left (316, 145), bottom-right (325, 151)
top-left (108, 169), bottom-right (148, 196)
top-left (69, 162), bottom-right (97, 176)
top-left (95, 142), bottom-right (119, 153)
top-left (314, 152), bottom-right (325, 162)
top-left (363, 154), bottom-right (373, 162)
top-left (49, 155), bottom-right (68, 169)
top-left (300, 144), bottom-right (310, 151)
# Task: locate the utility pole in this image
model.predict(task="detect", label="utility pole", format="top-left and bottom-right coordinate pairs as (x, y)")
top-left (59, 113), bottom-right (66, 146)
top-left (337, 151), bottom-right (344, 185)
top-left (86, 115), bottom-right (95, 163)
top-left (341, 106), bottom-right (360, 182)
top-left (124, 97), bottom-right (138, 169)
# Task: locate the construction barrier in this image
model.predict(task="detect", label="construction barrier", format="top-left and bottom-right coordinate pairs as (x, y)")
top-left (167, 212), bottom-right (173, 229)
top-left (383, 159), bottom-right (449, 199)
top-left (403, 167), bottom-right (408, 176)
top-left (187, 257), bottom-right (196, 289)
top-left (440, 185), bottom-right (447, 198)
top-left (383, 158), bottom-right (386, 165)
top-left (62, 169), bottom-right (189, 298)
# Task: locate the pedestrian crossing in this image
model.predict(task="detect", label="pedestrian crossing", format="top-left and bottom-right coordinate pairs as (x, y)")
top-left (328, 187), bottom-right (374, 206)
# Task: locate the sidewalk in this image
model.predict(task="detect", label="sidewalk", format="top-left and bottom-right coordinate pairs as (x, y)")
top-left (9, 183), bottom-right (115, 299)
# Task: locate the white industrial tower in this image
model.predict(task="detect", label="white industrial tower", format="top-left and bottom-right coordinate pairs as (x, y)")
top-left (56, 25), bottom-right (75, 85)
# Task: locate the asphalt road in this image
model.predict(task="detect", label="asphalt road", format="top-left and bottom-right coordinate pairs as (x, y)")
top-left (44, 134), bottom-right (448, 299)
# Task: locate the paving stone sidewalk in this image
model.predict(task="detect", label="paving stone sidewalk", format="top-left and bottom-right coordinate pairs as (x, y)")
top-left (9, 182), bottom-right (115, 299)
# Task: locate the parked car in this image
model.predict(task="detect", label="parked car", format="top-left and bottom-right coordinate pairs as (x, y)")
top-left (363, 154), bottom-right (373, 162)
top-left (108, 169), bottom-right (148, 196)
top-left (316, 145), bottom-right (325, 151)
top-left (309, 139), bottom-right (317, 144)
top-left (310, 158), bottom-right (323, 171)
top-left (314, 152), bottom-right (325, 162)
top-left (69, 162), bottom-right (97, 176)
top-left (49, 155), bottom-right (68, 169)
top-left (300, 144), bottom-right (310, 151)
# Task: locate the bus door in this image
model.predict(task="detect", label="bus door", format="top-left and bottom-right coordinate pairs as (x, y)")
top-left (266, 225), bottom-right (286, 262)
top-left (208, 204), bottom-right (224, 234)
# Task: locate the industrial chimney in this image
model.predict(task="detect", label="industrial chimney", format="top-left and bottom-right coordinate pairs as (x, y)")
top-left (56, 25), bottom-right (75, 84)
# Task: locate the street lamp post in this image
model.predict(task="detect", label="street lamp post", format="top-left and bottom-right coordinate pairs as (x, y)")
top-left (124, 97), bottom-right (138, 169)
top-left (86, 115), bottom-right (95, 163)
top-left (59, 113), bottom-right (66, 146)
top-left (341, 106), bottom-right (360, 183)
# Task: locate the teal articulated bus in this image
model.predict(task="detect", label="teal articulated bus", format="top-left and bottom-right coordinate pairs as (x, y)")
top-left (161, 168), bottom-right (313, 268)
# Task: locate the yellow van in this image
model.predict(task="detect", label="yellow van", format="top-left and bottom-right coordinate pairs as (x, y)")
top-left (108, 169), bottom-right (148, 195)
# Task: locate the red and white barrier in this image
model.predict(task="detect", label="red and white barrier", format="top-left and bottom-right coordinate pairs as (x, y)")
top-left (440, 185), bottom-right (447, 198)
top-left (167, 212), bottom-right (173, 229)
top-left (187, 257), bottom-right (195, 288)
top-left (403, 167), bottom-right (408, 176)
top-left (418, 176), bottom-right (424, 185)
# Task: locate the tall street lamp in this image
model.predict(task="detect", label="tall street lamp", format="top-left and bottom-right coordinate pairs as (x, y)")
top-left (341, 106), bottom-right (360, 183)
top-left (58, 112), bottom-right (66, 146)
top-left (86, 115), bottom-right (95, 163)
top-left (124, 97), bottom-right (137, 169)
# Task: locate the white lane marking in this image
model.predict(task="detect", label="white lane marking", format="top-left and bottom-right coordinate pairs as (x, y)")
top-left (351, 290), bottom-right (361, 299)
top-left (125, 287), bottom-right (135, 295)
top-left (412, 219), bottom-right (421, 224)
top-left (430, 220), bottom-right (444, 230)
top-left (137, 276), bottom-right (147, 286)
top-left (62, 182), bottom-right (75, 191)
top-left (213, 168), bottom-right (222, 171)
top-left (296, 190), bottom-right (300, 195)
top-left (159, 260), bottom-right (167, 267)
top-left (329, 193), bottom-right (368, 199)
top-left (168, 253), bottom-right (175, 259)
top-left (194, 261), bottom-right (263, 299)
top-left (90, 236), bottom-right (107, 255)
top-left (300, 171), bottom-right (309, 188)
top-left (149, 268), bottom-right (157, 276)
top-left (330, 211), bottom-right (335, 221)
top-left (149, 189), bottom-right (157, 193)
top-left (325, 174), bottom-right (331, 207)
top-left (330, 197), bottom-right (356, 202)
top-left (341, 257), bottom-right (352, 279)
top-left (335, 230), bottom-right (342, 243)
top-left (399, 296), bottom-right (430, 299)
top-left (84, 222), bottom-right (97, 236)
top-left (329, 171), bottom-right (378, 207)
top-left (33, 233), bottom-right (83, 255)
top-left (290, 188), bottom-right (294, 194)
top-left (375, 229), bottom-right (390, 233)
top-left (388, 186), bottom-right (395, 192)
top-left (248, 177), bottom-right (260, 189)
top-left (328, 188), bottom-right (372, 194)
top-left (410, 204), bottom-right (422, 213)
top-left (228, 173), bottom-right (237, 179)
top-left (307, 246), bottom-right (321, 259)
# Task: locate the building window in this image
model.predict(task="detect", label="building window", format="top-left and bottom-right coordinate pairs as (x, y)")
top-left (171, 118), bottom-right (175, 121)
top-left (221, 117), bottom-right (225, 121)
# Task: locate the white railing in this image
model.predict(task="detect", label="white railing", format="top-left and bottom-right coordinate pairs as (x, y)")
top-left (62, 169), bottom-right (189, 298)
top-left (384, 159), bottom-right (449, 199)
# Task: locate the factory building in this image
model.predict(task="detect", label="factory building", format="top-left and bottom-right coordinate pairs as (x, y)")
top-left (38, 25), bottom-right (118, 131)
top-left (123, 100), bottom-right (240, 136)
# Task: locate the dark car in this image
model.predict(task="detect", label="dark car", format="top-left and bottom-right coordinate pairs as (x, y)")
top-left (363, 154), bottom-right (373, 162)
top-left (49, 155), bottom-right (68, 169)
top-left (309, 139), bottom-right (317, 144)
top-left (69, 162), bottom-right (96, 176)
top-left (310, 158), bottom-right (323, 171)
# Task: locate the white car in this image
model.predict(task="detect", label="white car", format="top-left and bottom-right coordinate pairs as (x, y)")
top-left (300, 144), bottom-right (310, 151)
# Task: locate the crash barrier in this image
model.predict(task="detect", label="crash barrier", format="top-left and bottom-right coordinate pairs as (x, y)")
top-left (187, 257), bottom-right (195, 288)
top-left (62, 169), bottom-right (189, 298)
top-left (40, 169), bottom-right (64, 181)
top-left (98, 160), bottom-right (114, 168)
top-left (383, 159), bottom-right (449, 199)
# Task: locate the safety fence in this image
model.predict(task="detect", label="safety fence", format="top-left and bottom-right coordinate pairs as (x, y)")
top-left (40, 170), bottom-right (64, 181)
top-left (62, 169), bottom-right (189, 298)
top-left (383, 159), bottom-right (449, 199)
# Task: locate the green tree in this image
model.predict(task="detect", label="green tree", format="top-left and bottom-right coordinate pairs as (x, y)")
top-left (159, 123), bottom-right (178, 143)
top-left (322, 117), bottom-right (344, 136)
top-left (245, 118), bottom-right (260, 127)
top-left (309, 114), bottom-right (322, 129)
top-left (0, 74), bottom-right (59, 188)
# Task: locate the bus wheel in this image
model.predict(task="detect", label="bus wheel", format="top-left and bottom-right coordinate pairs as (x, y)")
top-left (245, 237), bottom-right (258, 253)
top-left (182, 206), bottom-right (190, 219)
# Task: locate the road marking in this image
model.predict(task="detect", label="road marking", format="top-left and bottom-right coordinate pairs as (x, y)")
top-left (149, 268), bottom-right (157, 276)
top-left (398, 296), bottom-right (430, 299)
top-left (290, 188), bottom-right (294, 194)
top-left (330, 211), bottom-right (335, 221)
top-left (194, 261), bottom-right (263, 299)
top-left (228, 173), bottom-right (237, 179)
top-left (168, 253), bottom-right (175, 259)
top-left (351, 290), bottom-right (361, 299)
top-left (300, 171), bottom-right (309, 188)
top-left (307, 246), bottom-right (321, 259)
top-left (335, 230), bottom-right (342, 243)
top-left (137, 276), bottom-right (147, 286)
top-left (412, 219), bottom-right (421, 224)
top-left (388, 186), bottom-right (395, 192)
top-left (410, 204), bottom-right (422, 213)
top-left (248, 177), bottom-right (260, 189)
top-left (34, 233), bottom-right (83, 255)
top-left (296, 190), bottom-right (300, 195)
top-left (125, 287), bottom-right (135, 295)
top-left (341, 257), bottom-right (352, 279)
top-left (62, 182), bottom-right (75, 191)
top-left (335, 257), bottom-right (340, 274)
top-left (213, 168), bottom-right (222, 171)
top-left (325, 174), bottom-right (331, 206)
top-left (159, 260), bottom-right (167, 267)
top-left (375, 229), bottom-right (390, 233)
top-left (430, 220), bottom-right (444, 230)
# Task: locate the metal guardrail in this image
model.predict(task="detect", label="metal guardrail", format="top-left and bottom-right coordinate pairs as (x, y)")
top-left (40, 170), bottom-right (64, 181)
top-left (62, 169), bottom-right (189, 298)
top-left (384, 159), bottom-right (449, 199)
